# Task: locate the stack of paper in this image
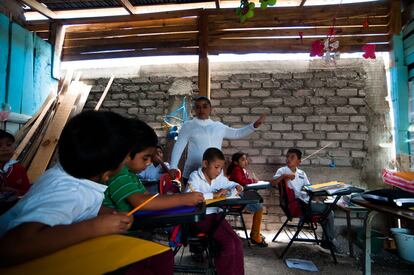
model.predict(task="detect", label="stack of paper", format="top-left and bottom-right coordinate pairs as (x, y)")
top-left (305, 181), bottom-right (350, 194)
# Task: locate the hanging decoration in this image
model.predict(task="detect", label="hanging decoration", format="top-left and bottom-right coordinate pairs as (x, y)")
top-left (310, 40), bottom-right (324, 57)
top-left (163, 97), bottom-right (189, 141)
top-left (362, 44), bottom-right (376, 59)
top-left (237, 0), bottom-right (255, 23)
top-left (259, 0), bottom-right (277, 9)
top-left (323, 37), bottom-right (340, 64)
top-left (298, 31), bottom-right (304, 45)
top-left (363, 17), bottom-right (369, 29)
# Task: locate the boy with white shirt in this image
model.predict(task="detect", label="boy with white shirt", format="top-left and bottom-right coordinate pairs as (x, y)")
top-left (187, 147), bottom-right (244, 275)
top-left (272, 148), bottom-right (338, 252)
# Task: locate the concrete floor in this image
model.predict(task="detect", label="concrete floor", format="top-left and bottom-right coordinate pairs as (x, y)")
top-left (173, 230), bottom-right (414, 275)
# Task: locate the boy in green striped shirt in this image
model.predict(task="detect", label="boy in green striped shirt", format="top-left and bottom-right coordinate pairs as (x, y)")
top-left (103, 119), bottom-right (203, 213)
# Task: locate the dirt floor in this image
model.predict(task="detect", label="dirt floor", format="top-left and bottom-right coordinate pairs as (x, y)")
top-left (173, 229), bottom-right (414, 275)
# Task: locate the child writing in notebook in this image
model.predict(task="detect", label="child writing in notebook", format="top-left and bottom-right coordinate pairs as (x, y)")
top-left (103, 118), bottom-right (203, 213)
top-left (271, 148), bottom-right (338, 252)
top-left (0, 130), bottom-right (30, 196)
top-left (227, 151), bottom-right (267, 247)
top-left (0, 111), bottom-right (135, 266)
top-left (187, 147), bottom-right (244, 275)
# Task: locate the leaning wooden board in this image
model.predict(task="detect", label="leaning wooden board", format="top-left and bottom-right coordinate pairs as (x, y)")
top-left (27, 82), bottom-right (80, 183)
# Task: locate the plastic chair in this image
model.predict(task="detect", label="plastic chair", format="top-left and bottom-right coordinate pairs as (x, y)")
top-left (272, 179), bottom-right (337, 263)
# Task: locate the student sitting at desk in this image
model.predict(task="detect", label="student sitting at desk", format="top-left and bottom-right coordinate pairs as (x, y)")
top-left (227, 151), bottom-right (267, 247)
top-left (0, 111), bottom-right (136, 266)
top-left (187, 147), bottom-right (244, 275)
top-left (0, 130), bottom-right (30, 196)
top-left (138, 145), bottom-right (170, 194)
top-left (103, 118), bottom-right (203, 213)
top-left (271, 148), bottom-right (339, 252)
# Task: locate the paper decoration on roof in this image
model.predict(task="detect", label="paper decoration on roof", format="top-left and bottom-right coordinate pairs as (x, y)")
top-left (362, 44), bottom-right (376, 59)
top-left (310, 40), bottom-right (324, 57)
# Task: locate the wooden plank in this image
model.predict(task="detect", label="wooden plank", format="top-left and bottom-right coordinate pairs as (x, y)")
top-left (72, 82), bottom-right (92, 115)
top-left (300, 0), bottom-right (306, 7)
top-left (209, 16), bottom-right (389, 30)
top-left (215, 0), bottom-right (220, 9)
top-left (25, 22), bottom-right (50, 32)
top-left (209, 43), bottom-right (389, 54)
top-left (389, 0), bottom-right (402, 35)
top-left (63, 40), bottom-right (198, 55)
top-left (404, 43), bottom-right (414, 57)
top-left (49, 22), bottom-right (65, 80)
top-left (20, 0), bottom-right (57, 19)
top-left (404, 34), bottom-right (414, 49)
top-left (13, 95), bottom-right (56, 160)
top-left (65, 17), bottom-right (197, 33)
top-left (27, 82), bottom-right (80, 183)
top-left (403, 20), bottom-right (414, 38)
top-left (0, 14), bottom-right (9, 105)
top-left (210, 25), bottom-right (389, 39)
top-left (118, 0), bottom-right (136, 15)
top-left (95, 76), bottom-right (115, 111)
top-left (405, 51), bottom-right (414, 66)
top-left (198, 11), bottom-right (210, 98)
top-left (64, 32), bottom-right (198, 48)
top-left (62, 47), bottom-right (198, 61)
top-left (65, 25), bottom-right (198, 40)
top-left (33, 36), bottom-right (58, 116)
top-left (57, 9), bottom-right (201, 26)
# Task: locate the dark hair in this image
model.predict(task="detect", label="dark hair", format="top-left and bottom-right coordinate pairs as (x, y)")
top-left (129, 118), bottom-right (158, 159)
top-left (59, 111), bottom-right (135, 179)
top-left (194, 96), bottom-right (211, 107)
top-left (203, 147), bottom-right (225, 162)
top-left (287, 148), bottom-right (302, 160)
top-left (0, 130), bottom-right (15, 143)
top-left (226, 151), bottom-right (246, 176)
top-left (155, 144), bottom-right (163, 151)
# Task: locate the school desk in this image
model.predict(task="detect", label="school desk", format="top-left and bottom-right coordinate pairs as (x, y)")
top-left (351, 196), bottom-right (414, 275)
top-left (131, 203), bottom-right (206, 229)
top-left (0, 235), bottom-right (171, 275)
top-left (243, 181), bottom-right (271, 191)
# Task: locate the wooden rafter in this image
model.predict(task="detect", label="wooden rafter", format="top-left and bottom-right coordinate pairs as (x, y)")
top-left (20, 0), bottom-right (57, 19)
top-left (215, 0), bottom-right (220, 9)
top-left (300, 0), bottom-right (306, 7)
top-left (117, 0), bottom-right (136, 15)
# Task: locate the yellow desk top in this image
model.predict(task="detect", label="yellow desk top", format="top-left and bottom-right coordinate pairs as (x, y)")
top-left (1, 235), bottom-right (170, 275)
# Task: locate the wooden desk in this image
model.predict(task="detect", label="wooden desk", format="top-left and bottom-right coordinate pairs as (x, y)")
top-left (351, 196), bottom-right (414, 275)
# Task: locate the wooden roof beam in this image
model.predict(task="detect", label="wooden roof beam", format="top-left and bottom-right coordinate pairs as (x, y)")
top-left (300, 0), bottom-right (306, 7)
top-left (19, 0), bottom-right (57, 19)
top-left (117, 0), bottom-right (136, 15)
top-left (215, 0), bottom-right (220, 9)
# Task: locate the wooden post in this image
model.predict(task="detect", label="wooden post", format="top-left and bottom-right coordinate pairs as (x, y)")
top-left (389, 0), bottom-right (410, 169)
top-left (49, 22), bottom-right (65, 80)
top-left (198, 11), bottom-right (210, 98)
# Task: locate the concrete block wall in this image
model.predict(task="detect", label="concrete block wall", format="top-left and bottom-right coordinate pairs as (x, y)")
top-left (81, 58), bottom-right (391, 230)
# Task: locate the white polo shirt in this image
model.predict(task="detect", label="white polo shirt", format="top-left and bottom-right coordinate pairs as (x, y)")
top-left (274, 166), bottom-right (311, 202)
top-left (170, 117), bottom-right (255, 178)
top-left (138, 162), bottom-right (170, 181)
top-left (0, 164), bottom-right (106, 237)
top-left (187, 168), bottom-right (241, 214)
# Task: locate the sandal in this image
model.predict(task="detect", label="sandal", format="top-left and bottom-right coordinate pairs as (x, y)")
top-left (250, 237), bottom-right (268, 247)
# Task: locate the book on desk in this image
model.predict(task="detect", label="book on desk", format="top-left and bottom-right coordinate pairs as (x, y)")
top-left (305, 181), bottom-right (351, 195)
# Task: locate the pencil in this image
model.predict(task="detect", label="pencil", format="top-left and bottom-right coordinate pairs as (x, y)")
top-left (127, 193), bottom-right (159, 216)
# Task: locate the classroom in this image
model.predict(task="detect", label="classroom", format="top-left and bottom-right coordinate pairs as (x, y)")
top-left (0, 0), bottom-right (413, 274)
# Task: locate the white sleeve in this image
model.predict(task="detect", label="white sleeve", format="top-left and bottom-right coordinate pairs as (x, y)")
top-left (188, 172), bottom-right (214, 200)
top-left (273, 167), bottom-right (284, 179)
top-left (170, 123), bottom-right (190, 169)
top-left (222, 122), bottom-right (255, 140)
top-left (302, 171), bottom-right (311, 186)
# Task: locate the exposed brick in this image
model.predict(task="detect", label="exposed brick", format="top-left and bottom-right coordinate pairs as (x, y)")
top-left (337, 88), bottom-right (358, 97)
top-left (351, 116), bottom-right (366, 122)
top-left (251, 90), bottom-right (271, 97)
top-left (315, 88), bottom-right (335, 97)
top-left (263, 98), bottom-right (283, 106)
top-left (123, 85), bottom-right (140, 92)
top-left (337, 124), bottom-right (358, 131)
top-left (328, 116), bottom-right (350, 122)
top-left (271, 123), bottom-right (292, 131)
top-left (349, 98), bottom-right (366, 105)
top-left (284, 97), bottom-right (305, 106)
top-left (210, 82), bottom-right (221, 89)
top-left (319, 107), bottom-right (335, 114)
top-left (102, 100), bottom-right (119, 107)
top-left (272, 72), bottom-right (292, 79)
top-left (326, 78), bottom-right (347, 88)
top-left (305, 79), bottom-right (324, 88)
top-left (120, 100), bottom-right (136, 107)
top-left (293, 72), bottom-right (313, 79)
top-left (211, 89), bottom-right (230, 98)
top-left (297, 141), bottom-right (317, 147)
top-left (251, 107), bottom-right (271, 114)
top-left (262, 81), bottom-right (281, 88)
top-left (242, 82), bottom-right (261, 89)
top-left (222, 82), bottom-right (241, 89)
top-left (342, 141), bottom-right (364, 149)
top-left (230, 107), bottom-right (249, 114)
top-left (212, 75), bottom-right (230, 81)
top-left (210, 99), bottom-right (220, 107)
top-left (337, 106), bottom-right (358, 114)
top-left (131, 77), bottom-right (150, 83)
top-left (305, 132), bottom-right (326, 139)
top-left (348, 80), bottom-right (365, 88)
top-left (328, 149), bottom-right (350, 157)
top-left (327, 132), bottom-right (349, 140)
top-left (147, 92), bottom-right (166, 99)
top-left (294, 89), bottom-right (314, 97)
top-left (230, 90), bottom-right (250, 97)
top-left (232, 74), bottom-right (250, 80)
top-left (249, 156), bottom-right (267, 164)
top-left (285, 116), bottom-right (305, 122)
top-left (358, 89), bottom-right (366, 97)
top-left (314, 71), bottom-right (334, 78)
top-left (242, 98), bottom-right (261, 106)
top-left (265, 116), bottom-right (284, 122)
top-left (272, 107), bottom-right (292, 114)
top-left (138, 100), bottom-right (155, 107)
top-left (253, 140), bottom-right (272, 147)
top-left (222, 116), bottom-right (241, 123)
top-left (230, 140), bottom-right (250, 147)
top-left (351, 150), bottom-right (367, 158)
top-left (327, 97), bottom-right (347, 106)
top-left (315, 124), bottom-right (336, 131)
top-left (272, 90), bottom-right (292, 97)
top-left (307, 116), bottom-right (327, 122)
top-left (262, 148), bottom-right (282, 156)
top-left (214, 107), bottom-right (230, 114)
top-left (282, 133), bottom-right (303, 140)
top-left (334, 70), bottom-right (358, 79)
top-left (111, 93), bottom-right (128, 100)
top-left (281, 79), bottom-right (303, 89)
top-left (295, 107), bottom-right (314, 114)
top-left (221, 98), bottom-right (241, 106)
top-left (273, 140), bottom-right (295, 147)
top-left (251, 73), bottom-right (271, 80)
top-left (321, 141), bottom-right (339, 147)
top-left (263, 132), bottom-right (282, 140)
top-left (359, 125), bottom-right (368, 132)
top-left (308, 97), bottom-right (325, 105)
top-left (350, 133), bottom-right (368, 140)
top-left (294, 124), bottom-right (314, 131)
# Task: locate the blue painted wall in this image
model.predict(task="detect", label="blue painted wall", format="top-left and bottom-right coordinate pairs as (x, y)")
top-left (0, 13), bottom-right (57, 116)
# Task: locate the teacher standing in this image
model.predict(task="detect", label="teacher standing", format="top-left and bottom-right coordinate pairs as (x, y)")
top-left (170, 96), bottom-right (266, 183)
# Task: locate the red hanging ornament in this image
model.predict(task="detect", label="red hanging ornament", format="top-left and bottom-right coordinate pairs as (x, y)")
top-left (299, 31), bottom-right (304, 44)
top-left (363, 17), bottom-right (369, 28)
top-left (310, 40), bottom-right (324, 57)
top-left (362, 44), bottom-right (376, 59)
top-left (328, 27), bottom-right (336, 36)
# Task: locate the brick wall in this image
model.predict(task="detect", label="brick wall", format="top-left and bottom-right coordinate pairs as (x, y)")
top-left (82, 58), bottom-right (390, 230)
